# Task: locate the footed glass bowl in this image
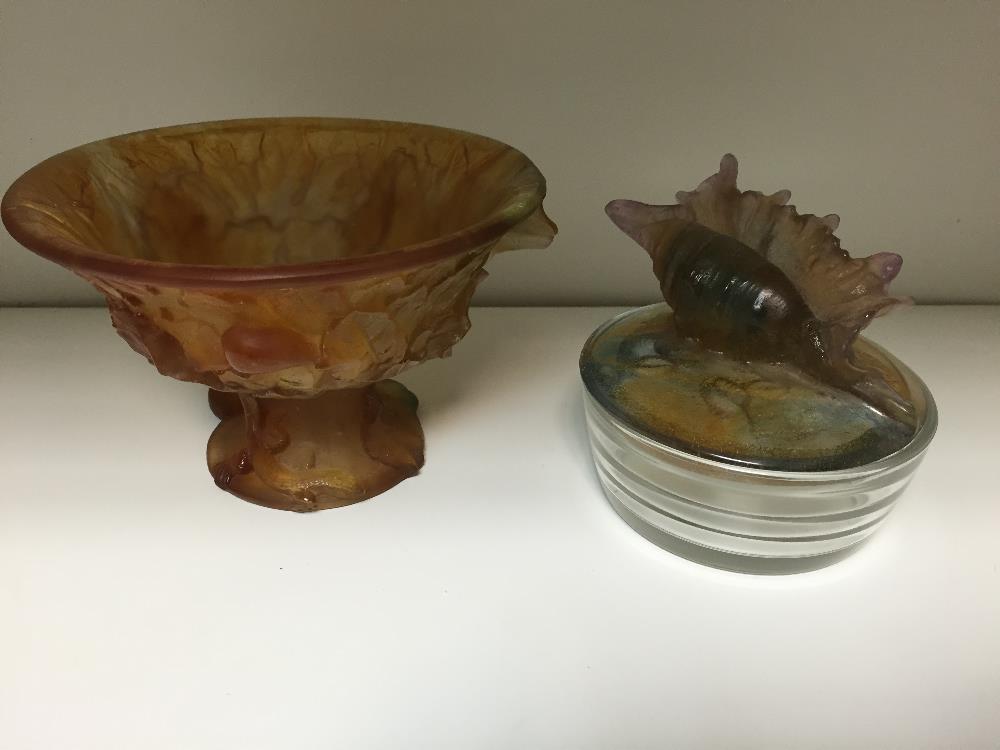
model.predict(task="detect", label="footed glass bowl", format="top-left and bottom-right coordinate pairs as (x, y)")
top-left (3, 118), bottom-right (556, 511)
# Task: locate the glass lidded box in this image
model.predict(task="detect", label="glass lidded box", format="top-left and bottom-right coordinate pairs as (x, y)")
top-left (584, 154), bottom-right (938, 574)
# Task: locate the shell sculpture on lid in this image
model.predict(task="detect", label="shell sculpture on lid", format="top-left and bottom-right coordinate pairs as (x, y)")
top-left (606, 154), bottom-right (914, 429)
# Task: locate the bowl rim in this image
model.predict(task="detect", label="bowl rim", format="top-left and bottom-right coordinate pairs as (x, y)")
top-left (1, 117), bottom-right (549, 288)
top-left (580, 304), bottom-right (939, 480)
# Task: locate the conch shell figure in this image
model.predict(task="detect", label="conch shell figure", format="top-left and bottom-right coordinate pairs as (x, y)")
top-left (606, 154), bottom-right (915, 427)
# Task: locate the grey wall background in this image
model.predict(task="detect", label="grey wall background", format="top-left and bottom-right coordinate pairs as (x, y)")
top-left (1, 0), bottom-right (997, 307)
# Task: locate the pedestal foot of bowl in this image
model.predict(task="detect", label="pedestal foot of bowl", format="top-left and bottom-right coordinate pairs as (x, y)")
top-left (206, 381), bottom-right (424, 512)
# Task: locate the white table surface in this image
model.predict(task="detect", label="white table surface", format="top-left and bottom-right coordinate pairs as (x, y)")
top-left (2, 306), bottom-right (998, 749)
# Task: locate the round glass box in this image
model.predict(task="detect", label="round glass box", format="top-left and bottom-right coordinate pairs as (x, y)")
top-left (580, 305), bottom-right (937, 575)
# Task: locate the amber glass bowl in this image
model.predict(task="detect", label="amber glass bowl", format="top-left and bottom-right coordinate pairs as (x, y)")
top-left (2, 118), bottom-right (556, 511)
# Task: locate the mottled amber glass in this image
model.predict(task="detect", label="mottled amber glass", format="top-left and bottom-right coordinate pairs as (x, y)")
top-left (2, 118), bottom-right (556, 511)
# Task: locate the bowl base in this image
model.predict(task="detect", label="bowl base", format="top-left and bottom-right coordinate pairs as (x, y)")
top-left (207, 382), bottom-right (424, 512)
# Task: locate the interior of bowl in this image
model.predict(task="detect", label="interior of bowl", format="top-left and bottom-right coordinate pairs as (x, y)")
top-left (2, 118), bottom-right (545, 277)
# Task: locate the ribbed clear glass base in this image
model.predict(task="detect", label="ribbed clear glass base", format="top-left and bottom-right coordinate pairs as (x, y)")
top-left (584, 391), bottom-right (936, 574)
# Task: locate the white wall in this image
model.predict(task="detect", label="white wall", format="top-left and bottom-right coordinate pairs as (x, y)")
top-left (1, 0), bottom-right (997, 306)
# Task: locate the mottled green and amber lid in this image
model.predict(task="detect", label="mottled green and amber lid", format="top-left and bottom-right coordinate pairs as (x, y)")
top-left (580, 305), bottom-right (929, 472)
